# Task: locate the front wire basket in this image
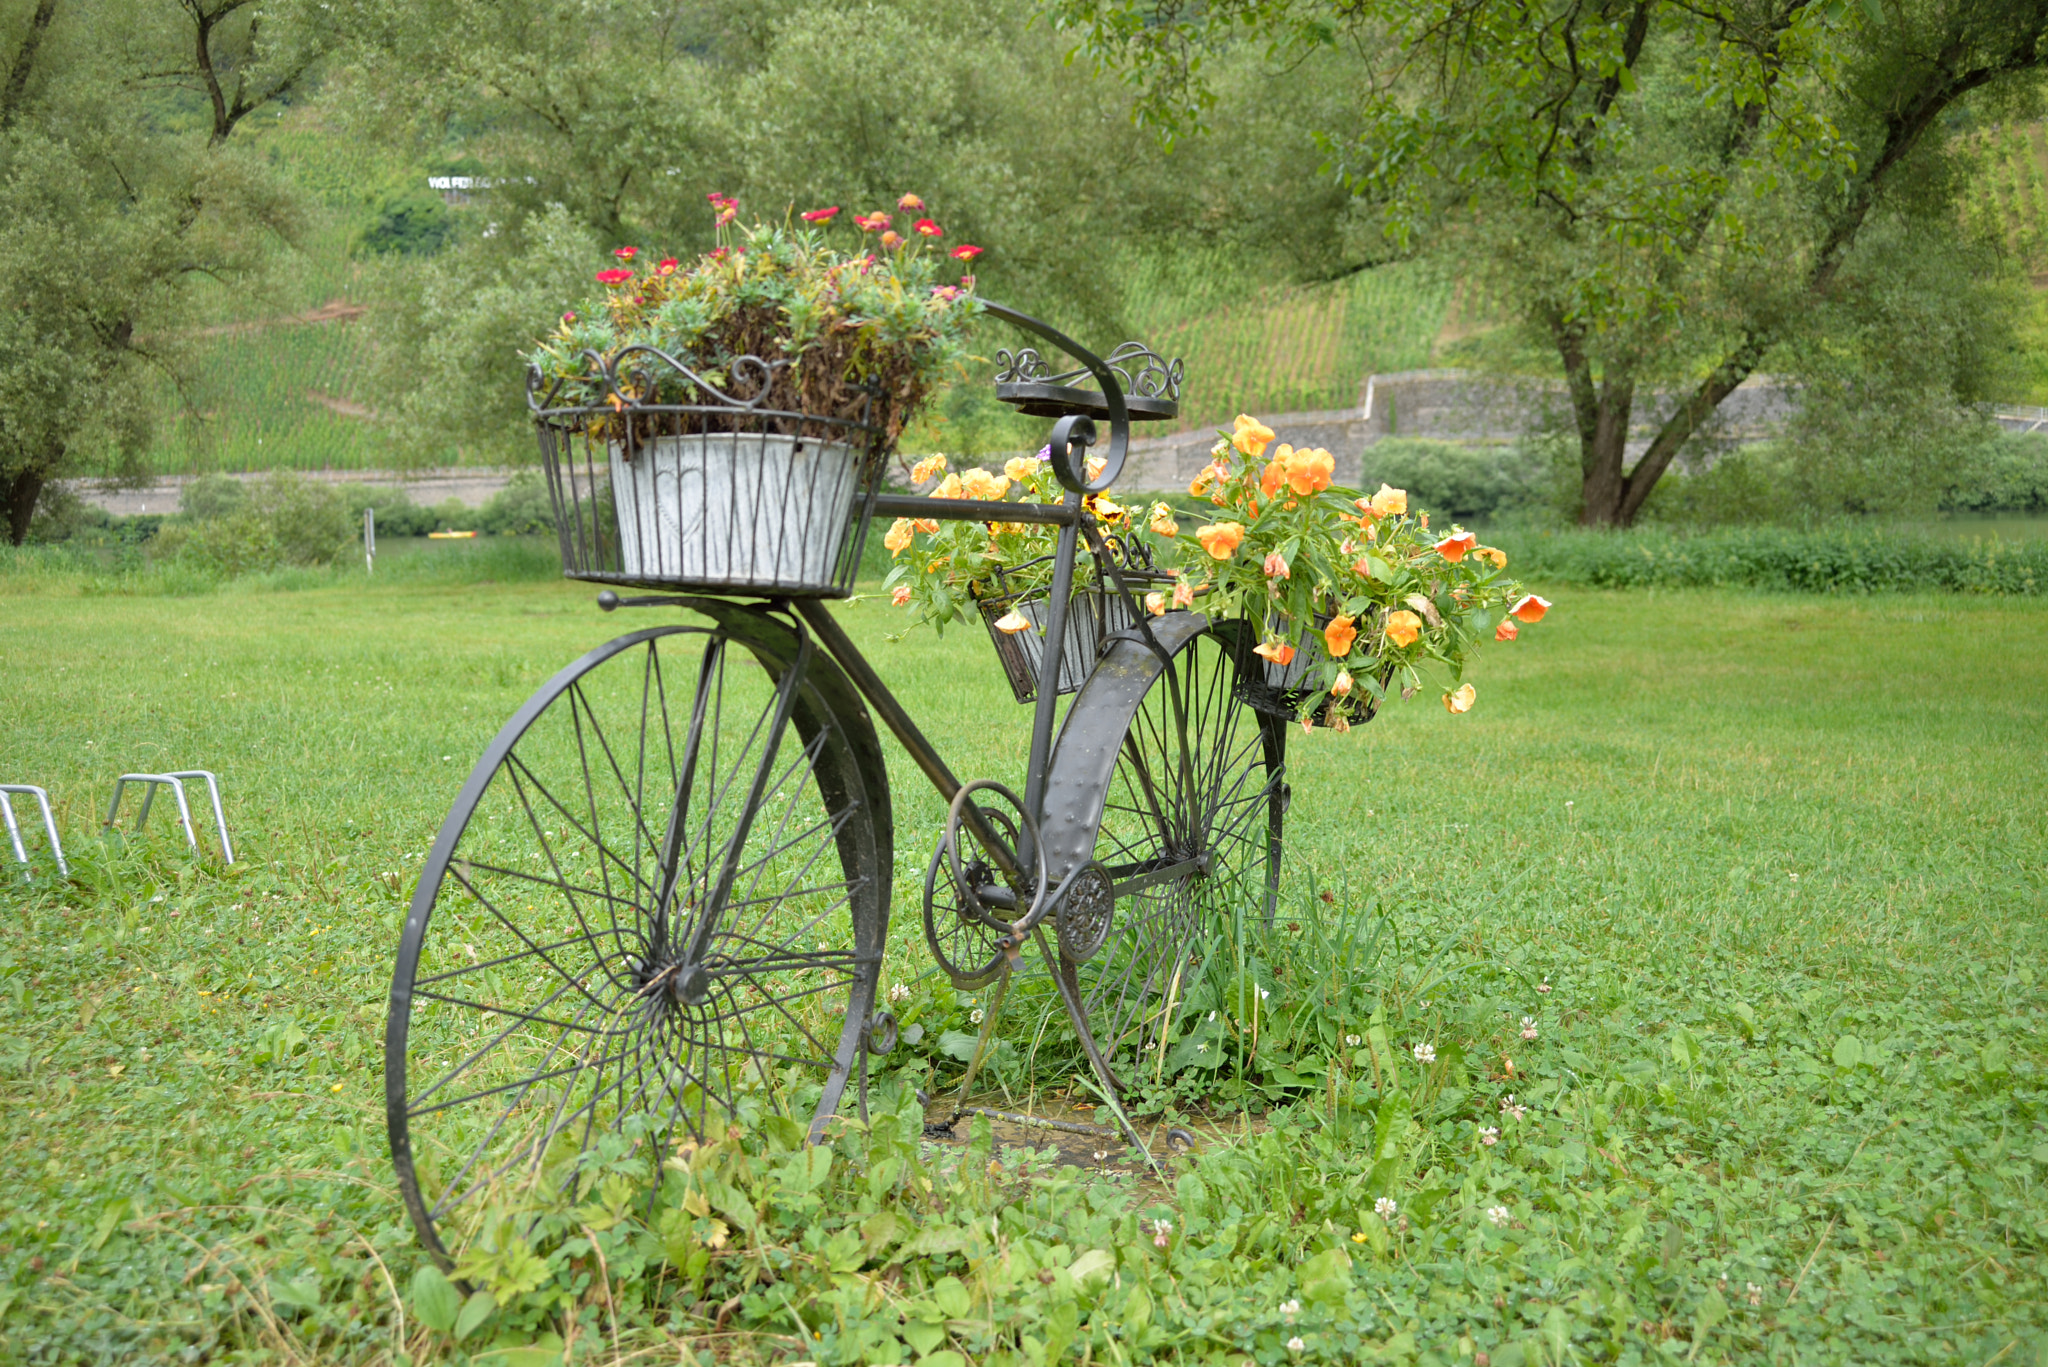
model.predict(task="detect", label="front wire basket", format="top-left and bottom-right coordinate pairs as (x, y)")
top-left (976, 535), bottom-right (1175, 704)
top-left (1233, 605), bottom-right (1397, 724)
top-left (530, 347), bottom-right (888, 598)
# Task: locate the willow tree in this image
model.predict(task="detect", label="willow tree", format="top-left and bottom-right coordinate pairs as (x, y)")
top-left (0, 0), bottom-right (326, 543)
top-left (1054, 0), bottom-right (2048, 525)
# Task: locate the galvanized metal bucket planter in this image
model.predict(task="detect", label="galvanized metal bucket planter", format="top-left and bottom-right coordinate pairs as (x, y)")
top-left (605, 433), bottom-right (860, 592)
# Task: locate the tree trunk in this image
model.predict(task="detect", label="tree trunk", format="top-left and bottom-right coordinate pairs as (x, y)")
top-left (5, 468), bottom-right (43, 545)
top-left (1552, 314), bottom-right (1640, 526)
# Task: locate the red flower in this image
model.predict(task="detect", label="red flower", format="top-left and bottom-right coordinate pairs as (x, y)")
top-left (655, 257), bottom-right (679, 276)
top-left (801, 206), bottom-right (841, 222)
top-left (595, 268), bottom-right (633, 284)
top-left (897, 193), bottom-right (925, 211)
top-left (708, 247), bottom-right (728, 261)
top-left (561, 311), bottom-right (576, 324)
top-left (913, 218), bottom-right (942, 237)
top-left (950, 244), bottom-right (983, 261)
top-left (705, 191), bottom-right (732, 206)
top-left (613, 246), bottom-right (637, 261)
top-left (854, 211), bottom-right (891, 232)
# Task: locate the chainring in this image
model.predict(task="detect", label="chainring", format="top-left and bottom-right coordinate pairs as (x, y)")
top-left (1057, 861), bottom-right (1115, 962)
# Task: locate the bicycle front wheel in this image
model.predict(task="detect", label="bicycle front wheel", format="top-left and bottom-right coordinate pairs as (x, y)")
top-left (385, 608), bottom-right (889, 1262)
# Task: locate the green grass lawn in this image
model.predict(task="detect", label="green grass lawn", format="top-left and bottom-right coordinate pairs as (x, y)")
top-left (1, 573), bottom-right (2044, 1364)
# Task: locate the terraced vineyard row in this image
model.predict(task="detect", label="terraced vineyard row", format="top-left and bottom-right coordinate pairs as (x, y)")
top-left (1116, 249), bottom-right (1453, 429)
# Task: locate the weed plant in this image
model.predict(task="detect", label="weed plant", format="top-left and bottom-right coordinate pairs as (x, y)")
top-left (0, 584), bottom-right (2043, 1363)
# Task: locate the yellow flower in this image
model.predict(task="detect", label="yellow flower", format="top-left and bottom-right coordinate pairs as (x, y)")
top-left (1089, 495), bottom-right (1125, 520)
top-left (1232, 414), bottom-right (1276, 459)
top-left (1444, 683), bottom-right (1476, 714)
top-left (1004, 455), bottom-right (1041, 483)
top-left (1385, 610), bottom-right (1423, 648)
top-left (1368, 483), bottom-right (1407, 518)
top-left (959, 467), bottom-right (1011, 501)
top-left (910, 453), bottom-right (948, 485)
top-left (1147, 503), bottom-right (1179, 538)
top-left (883, 518), bottom-right (914, 556)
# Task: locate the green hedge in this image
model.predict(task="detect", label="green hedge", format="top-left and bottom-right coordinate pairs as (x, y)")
top-left (1498, 524), bottom-right (2046, 594)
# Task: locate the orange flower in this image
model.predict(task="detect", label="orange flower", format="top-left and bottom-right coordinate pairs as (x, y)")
top-left (883, 518), bottom-right (915, 556)
top-left (1262, 551), bottom-right (1290, 579)
top-left (1444, 683), bottom-right (1476, 714)
top-left (1435, 529), bottom-right (1479, 563)
top-left (1332, 715), bottom-right (1351, 734)
top-left (891, 584), bottom-right (912, 606)
top-left (1172, 580), bottom-right (1195, 609)
top-left (1288, 447), bottom-right (1335, 496)
top-left (1005, 455), bottom-right (1041, 483)
top-left (912, 517), bottom-right (939, 534)
top-left (1495, 619), bottom-right (1519, 641)
top-left (1509, 594), bottom-right (1551, 623)
top-left (1331, 668), bottom-right (1354, 697)
top-left (1196, 522), bottom-right (1245, 560)
top-left (1253, 639), bottom-right (1297, 667)
top-left (1145, 591), bottom-right (1167, 616)
top-left (1368, 483), bottom-right (1407, 518)
top-left (1323, 615), bottom-right (1358, 657)
top-left (1231, 414), bottom-right (1276, 459)
top-left (1147, 503), bottom-right (1179, 537)
top-left (1299, 715), bottom-right (1315, 735)
top-left (1189, 459), bottom-right (1233, 502)
top-left (910, 453), bottom-right (947, 484)
top-left (1385, 610), bottom-right (1423, 648)
top-left (994, 609), bottom-right (1032, 634)
top-left (932, 473), bottom-right (963, 499)
top-left (1260, 452), bottom-right (1289, 499)
top-left (1476, 546), bottom-right (1507, 568)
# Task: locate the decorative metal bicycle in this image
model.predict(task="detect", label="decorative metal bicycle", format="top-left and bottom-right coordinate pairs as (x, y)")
top-left (384, 305), bottom-right (1290, 1262)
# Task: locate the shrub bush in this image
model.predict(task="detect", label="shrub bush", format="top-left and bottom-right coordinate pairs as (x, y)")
top-left (154, 472), bottom-right (353, 575)
top-left (1358, 439), bottom-right (1550, 522)
top-left (476, 470), bottom-right (554, 535)
top-left (1499, 524), bottom-right (2046, 594)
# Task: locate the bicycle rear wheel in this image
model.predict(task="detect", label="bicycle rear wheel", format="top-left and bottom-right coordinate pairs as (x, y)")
top-left (1039, 615), bottom-right (1286, 1093)
top-left (385, 609), bottom-right (889, 1262)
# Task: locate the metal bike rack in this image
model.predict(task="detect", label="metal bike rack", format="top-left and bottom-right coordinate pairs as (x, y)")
top-left (105, 770), bottom-right (235, 863)
top-left (0, 784), bottom-right (67, 879)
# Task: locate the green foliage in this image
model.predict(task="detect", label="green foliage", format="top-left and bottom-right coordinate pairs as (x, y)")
top-left (475, 470), bottom-right (555, 535)
top-left (179, 473), bottom-right (250, 522)
top-left (1361, 439), bottom-right (1551, 523)
top-left (1499, 524), bottom-right (2048, 594)
top-left (357, 186), bottom-right (454, 257)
